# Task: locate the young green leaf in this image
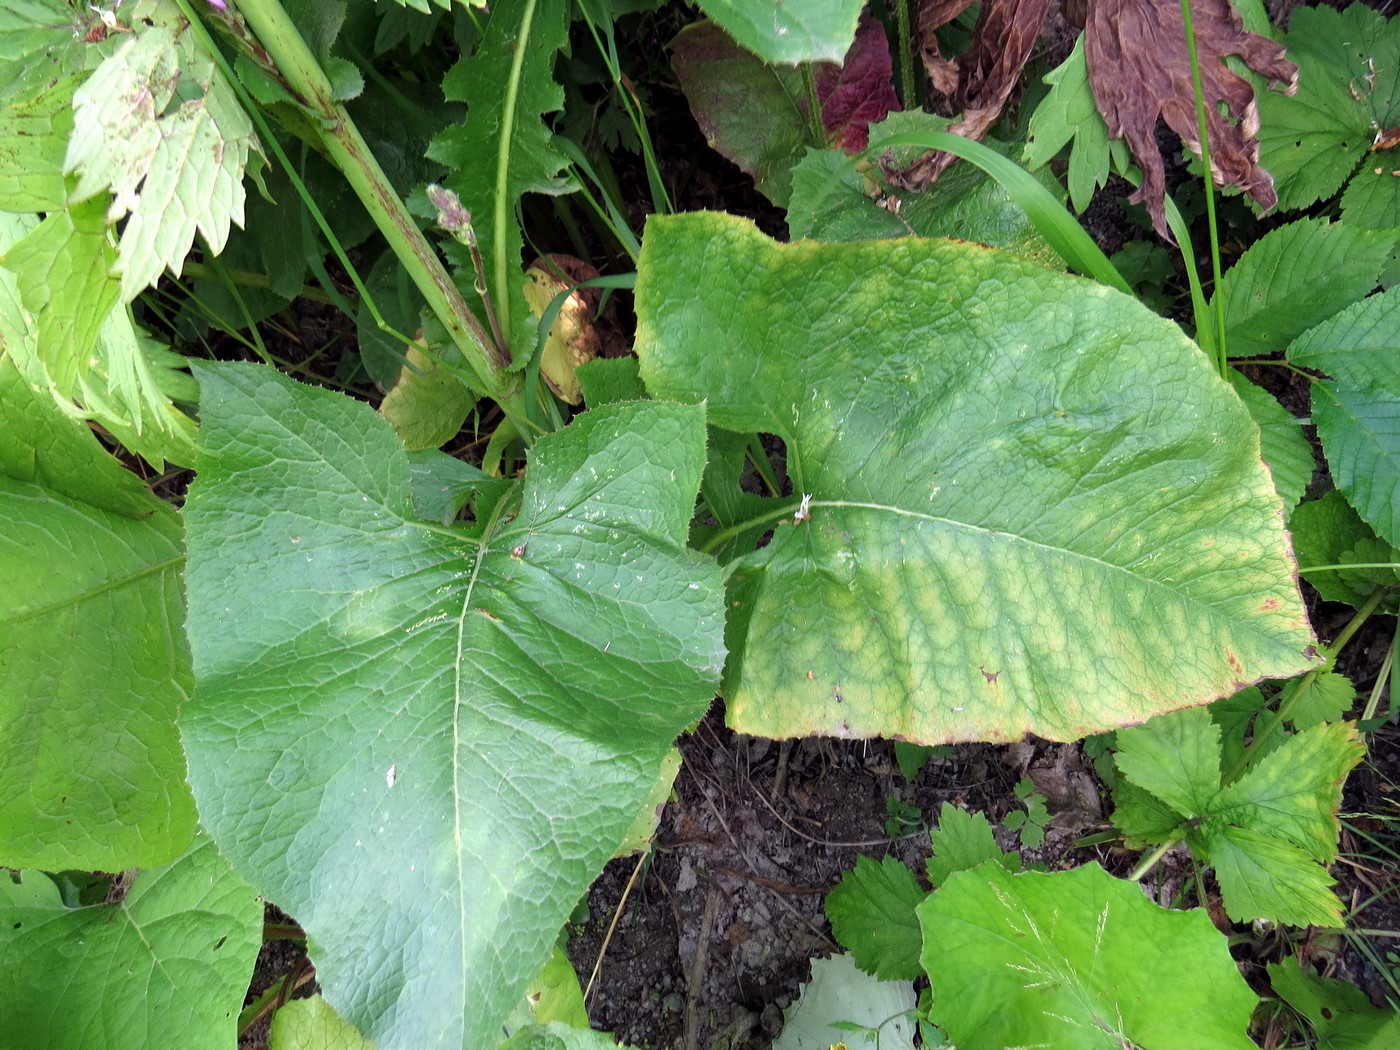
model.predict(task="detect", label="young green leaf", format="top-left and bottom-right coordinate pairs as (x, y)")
top-left (694, 0), bottom-right (863, 65)
top-left (1213, 219), bottom-right (1398, 359)
top-left (182, 363), bottom-right (725, 1050)
top-left (1288, 285), bottom-right (1400, 549)
top-left (1289, 490), bottom-right (1400, 610)
top-left (918, 861), bottom-right (1259, 1050)
top-left (637, 212), bottom-right (1315, 745)
top-left (1199, 823), bottom-right (1346, 928)
top-left (926, 802), bottom-right (1019, 889)
top-left (826, 854), bottom-right (926, 980)
top-left (1114, 706), bottom-right (1222, 818)
top-left (0, 832), bottom-right (261, 1050)
top-left (65, 21), bottom-right (262, 300)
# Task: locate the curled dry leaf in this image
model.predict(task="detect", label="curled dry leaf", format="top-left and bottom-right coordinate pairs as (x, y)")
top-left (523, 254), bottom-right (605, 405)
top-left (892, 0), bottom-right (1055, 190)
top-left (1085, 0), bottom-right (1297, 240)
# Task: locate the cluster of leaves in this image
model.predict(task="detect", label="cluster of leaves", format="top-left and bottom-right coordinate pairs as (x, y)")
top-left (0, 1), bottom-right (1397, 1048)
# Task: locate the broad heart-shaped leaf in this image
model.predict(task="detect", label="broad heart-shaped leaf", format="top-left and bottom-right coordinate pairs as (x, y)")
top-left (0, 831), bottom-right (261, 1050)
top-left (182, 363), bottom-right (724, 1050)
top-left (918, 861), bottom-right (1259, 1050)
top-left (694, 0), bottom-right (863, 64)
top-left (427, 0), bottom-right (573, 355)
top-left (0, 350), bottom-right (196, 870)
top-left (636, 212), bottom-right (1315, 744)
top-left (65, 21), bottom-right (260, 300)
top-left (1289, 286), bottom-right (1400, 549)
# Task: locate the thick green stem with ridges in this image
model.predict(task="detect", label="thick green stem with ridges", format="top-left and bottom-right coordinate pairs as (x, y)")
top-left (219, 0), bottom-right (524, 419)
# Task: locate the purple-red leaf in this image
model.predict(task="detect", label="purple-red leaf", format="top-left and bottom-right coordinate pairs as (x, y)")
top-left (815, 15), bottom-right (902, 151)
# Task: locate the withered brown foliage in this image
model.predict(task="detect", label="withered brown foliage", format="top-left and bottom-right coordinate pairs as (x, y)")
top-left (1085, 0), bottom-right (1296, 239)
top-left (889, 0), bottom-right (1297, 239)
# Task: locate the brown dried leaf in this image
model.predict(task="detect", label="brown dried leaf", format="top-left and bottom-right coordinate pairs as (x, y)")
top-left (1085, 0), bottom-right (1297, 240)
top-left (891, 0), bottom-right (1055, 190)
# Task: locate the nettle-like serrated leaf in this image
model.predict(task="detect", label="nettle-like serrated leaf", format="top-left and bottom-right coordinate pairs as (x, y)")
top-left (1211, 720), bottom-right (1364, 864)
top-left (918, 861), bottom-right (1259, 1050)
top-left (636, 212), bottom-right (1314, 744)
top-left (0, 70), bottom-right (78, 210)
top-left (826, 854), bottom-right (926, 980)
top-left (427, 0), bottom-right (573, 354)
top-left (694, 0), bottom-right (863, 64)
top-left (0, 353), bottom-right (196, 870)
top-left (182, 363), bottom-right (725, 1050)
top-left (926, 801), bottom-right (1019, 889)
top-left (1258, 4), bottom-right (1400, 213)
top-left (1291, 670), bottom-right (1357, 730)
top-left (0, 0), bottom-right (94, 98)
top-left (1289, 285), bottom-right (1400, 549)
top-left (1289, 490), bottom-right (1400, 610)
top-left (2, 195), bottom-right (120, 392)
top-left (0, 211), bottom-right (197, 469)
top-left (1111, 779), bottom-right (1186, 844)
top-left (1114, 706), bottom-right (1221, 818)
top-left (1200, 822), bottom-right (1345, 928)
top-left (1214, 219), bottom-right (1398, 359)
top-left (0, 831), bottom-right (261, 1050)
top-left (1228, 372), bottom-right (1312, 512)
top-left (65, 22), bottom-right (260, 300)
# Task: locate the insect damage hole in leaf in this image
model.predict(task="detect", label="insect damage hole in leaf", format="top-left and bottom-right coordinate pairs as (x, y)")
top-left (636, 211), bottom-right (1315, 746)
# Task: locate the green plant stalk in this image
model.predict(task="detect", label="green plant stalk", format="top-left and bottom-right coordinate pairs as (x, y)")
top-left (492, 0), bottom-right (543, 354)
top-left (894, 0), bottom-right (916, 109)
top-left (1225, 586), bottom-right (1389, 783)
top-left (210, 0), bottom-right (522, 415)
top-left (1129, 835), bottom-right (1182, 881)
top-left (1179, 0), bottom-right (1228, 378)
top-left (800, 63), bottom-right (826, 147)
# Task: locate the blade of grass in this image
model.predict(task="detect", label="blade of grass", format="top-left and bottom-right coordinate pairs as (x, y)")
top-left (868, 131), bottom-right (1133, 294)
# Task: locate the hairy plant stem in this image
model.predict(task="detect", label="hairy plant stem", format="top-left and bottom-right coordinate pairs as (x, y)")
top-left (209, 0), bottom-right (527, 425)
top-left (800, 63), bottom-right (825, 147)
top-left (894, 0), bottom-right (916, 108)
top-left (1179, 0), bottom-right (1228, 378)
top-left (1129, 835), bottom-right (1181, 881)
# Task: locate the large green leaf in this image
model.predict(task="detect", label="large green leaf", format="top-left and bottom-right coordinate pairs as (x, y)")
top-left (636, 212), bottom-right (1314, 744)
top-left (0, 831), bottom-right (261, 1050)
top-left (0, 70), bottom-right (77, 211)
top-left (1288, 286), bottom-right (1400, 549)
top-left (0, 353), bottom-right (195, 870)
top-left (694, 0), bottom-right (863, 64)
top-left (918, 862), bottom-right (1259, 1050)
top-left (182, 363), bottom-right (724, 1050)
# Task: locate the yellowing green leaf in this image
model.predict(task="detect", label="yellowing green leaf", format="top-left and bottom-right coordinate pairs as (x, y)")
top-left (637, 212), bottom-right (1314, 744)
top-left (378, 342), bottom-right (473, 450)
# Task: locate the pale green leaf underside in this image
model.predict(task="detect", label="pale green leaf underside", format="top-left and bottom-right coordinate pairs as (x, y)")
top-left (694, 0), bottom-right (863, 64)
top-left (182, 363), bottom-right (724, 1050)
top-left (919, 862), bottom-right (1258, 1050)
top-left (636, 212), bottom-right (1314, 744)
top-left (66, 24), bottom-right (258, 300)
top-left (0, 832), bottom-right (261, 1050)
top-left (0, 476), bottom-right (195, 870)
